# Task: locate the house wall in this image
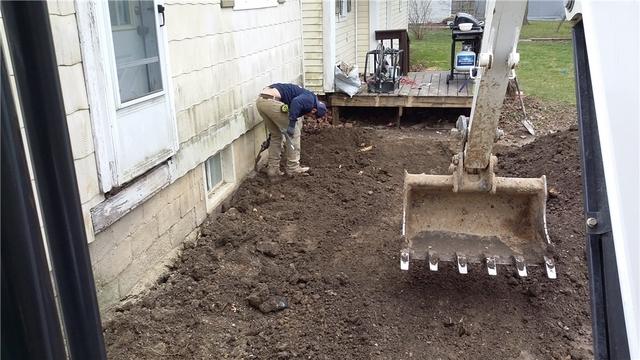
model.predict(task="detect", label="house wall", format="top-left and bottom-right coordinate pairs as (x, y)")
top-left (528, 0), bottom-right (565, 20)
top-left (429, 0), bottom-right (452, 23)
top-left (384, 0), bottom-right (409, 31)
top-left (302, 0), bottom-right (324, 93)
top-left (3, 0), bottom-right (303, 313)
top-left (360, 0), bottom-right (409, 74)
top-left (335, 1), bottom-right (357, 66)
top-left (356, 0), bottom-right (369, 70)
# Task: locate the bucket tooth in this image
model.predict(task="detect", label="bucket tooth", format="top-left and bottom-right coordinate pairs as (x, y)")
top-left (486, 257), bottom-right (497, 276)
top-left (456, 254), bottom-right (468, 274)
top-left (428, 252), bottom-right (439, 272)
top-left (544, 256), bottom-right (557, 279)
top-left (514, 256), bottom-right (528, 277)
top-left (400, 249), bottom-right (410, 271)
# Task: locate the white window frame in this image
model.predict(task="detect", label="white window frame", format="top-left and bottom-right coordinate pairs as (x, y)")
top-left (109, 1), bottom-right (137, 31)
top-left (204, 146), bottom-right (236, 213)
top-left (233, 0), bottom-right (278, 11)
top-left (337, 0), bottom-right (350, 19)
top-left (76, 0), bottom-right (178, 193)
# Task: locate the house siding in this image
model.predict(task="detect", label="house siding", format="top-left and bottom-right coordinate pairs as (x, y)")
top-left (302, 0), bottom-right (324, 93)
top-left (356, 0), bottom-right (370, 70)
top-left (3, 0), bottom-right (304, 313)
top-left (166, 0), bottom-right (303, 180)
top-left (382, 0), bottom-right (408, 31)
top-left (335, 2), bottom-right (357, 66)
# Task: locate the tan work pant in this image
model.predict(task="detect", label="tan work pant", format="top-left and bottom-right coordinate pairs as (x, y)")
top-left (256, 97), bottom-right (302, 171)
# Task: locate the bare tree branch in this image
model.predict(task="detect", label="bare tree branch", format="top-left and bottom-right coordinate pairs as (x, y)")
top-left (408, 0), bottom-right (432, 40)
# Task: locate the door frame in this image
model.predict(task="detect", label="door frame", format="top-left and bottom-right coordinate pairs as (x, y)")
top-left (76, 0), bottom-right (178, 192)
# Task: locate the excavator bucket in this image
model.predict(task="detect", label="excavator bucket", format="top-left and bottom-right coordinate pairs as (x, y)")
top-left (400, 173), bottom-right (555, 278)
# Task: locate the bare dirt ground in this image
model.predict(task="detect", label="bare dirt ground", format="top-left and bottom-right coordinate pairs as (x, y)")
top-left (105, 103), bottom-right (592, 360)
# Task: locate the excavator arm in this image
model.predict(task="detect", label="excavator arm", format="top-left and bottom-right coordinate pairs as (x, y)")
top-left (401, 0), bottom-right (555, 278)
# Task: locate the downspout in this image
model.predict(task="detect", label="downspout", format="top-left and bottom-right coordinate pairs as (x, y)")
top-left (322, 0), bottom-right (336, 93)
top-left (354, 0), bottom-right (357, 66)
top-left (299, 0), bottom-right (305, 86)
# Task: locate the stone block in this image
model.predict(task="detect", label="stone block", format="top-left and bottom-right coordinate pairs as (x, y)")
top-left (91, 235), bottom-right (132, 285)
top-left (170, 209), bottom-right (196, 247)
top-left (142, 188), bottom-right (169, 223)
top-left (158, 200), bottom-right (180, 235)
top-left (95, 278), bottom-right (120, 313)
top-left (130, 216), bottom-right (160, 258)
top-left (105, 204), bottom-right (144, 241)
top-left (118, 231), bottom-right (174, 298)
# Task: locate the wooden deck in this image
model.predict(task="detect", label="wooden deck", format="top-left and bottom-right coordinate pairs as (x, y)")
top-left (328, 71), bottom-right (474, 125)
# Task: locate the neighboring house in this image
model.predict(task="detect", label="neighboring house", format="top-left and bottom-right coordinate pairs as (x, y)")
top-left (1, 0), bottom-right (302, 311)
top-left (528, 0), bottom-right (564, 20)
top-left (448, 0), bottom-right (565, 22)
top-left (428, 0), bottom-right (453, 23)
top-left (302, 0), bottom-right (409, 94)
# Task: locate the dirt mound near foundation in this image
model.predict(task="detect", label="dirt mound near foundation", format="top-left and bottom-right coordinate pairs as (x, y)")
top-left (105, 127), bottom-right (591, 360)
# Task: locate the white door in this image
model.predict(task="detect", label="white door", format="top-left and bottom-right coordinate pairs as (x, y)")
top-left (106, 0), bottom-right (177, 185)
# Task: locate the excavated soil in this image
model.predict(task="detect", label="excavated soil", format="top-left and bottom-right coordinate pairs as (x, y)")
top-left (105, 121), bottom-right (591, 359)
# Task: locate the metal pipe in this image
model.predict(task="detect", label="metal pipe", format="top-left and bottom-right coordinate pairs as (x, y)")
top-left (1, 2), bottom-right (107, 359)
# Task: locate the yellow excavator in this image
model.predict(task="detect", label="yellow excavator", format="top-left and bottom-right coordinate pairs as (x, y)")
top-left (400, 0), bottom-right (555, 278)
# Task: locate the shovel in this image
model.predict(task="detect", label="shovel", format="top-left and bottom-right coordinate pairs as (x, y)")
top-left (254, 130), bottom-right (296, 172)
top-left (254, 133), bottom-right (271, 172)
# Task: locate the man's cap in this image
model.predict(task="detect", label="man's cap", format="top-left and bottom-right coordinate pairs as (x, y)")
top-left (316, 100), bottom-right (327, 118)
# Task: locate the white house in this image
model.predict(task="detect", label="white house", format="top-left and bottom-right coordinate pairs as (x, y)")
top-left (1, 0), bottom-right (408, 313)
top-left (2, 0), bottom-right (302, 312)
top-left (302, 0), bottom-right (409, 94)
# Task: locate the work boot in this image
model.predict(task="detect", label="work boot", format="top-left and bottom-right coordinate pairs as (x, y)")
top-left (286, 165), bottom-right (310, 176)
top-left (266, 167), bottom-right (283, 178)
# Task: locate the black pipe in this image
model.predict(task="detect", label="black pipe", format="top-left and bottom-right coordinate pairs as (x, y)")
top-left (1, 2), bottom-right (107, 359)
top-left (572, 20), bottom-right (630, 359)
top-left (1, 46), bottom-right (67, 360)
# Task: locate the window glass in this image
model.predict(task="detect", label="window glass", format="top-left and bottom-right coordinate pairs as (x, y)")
top-left (108, 0), bottom-right (163, 103)
top-left (205, 153), bottom-right (223, 192)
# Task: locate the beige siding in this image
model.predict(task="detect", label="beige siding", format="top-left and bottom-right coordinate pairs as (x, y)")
top-left (378, 0), bottom-right (409, 31)
top-left (335, 2), bottom-right (357, 66)
top-left (302, 0), bottom-right (324, 93)
top-left (356, 0), bottom-right (370, 70)
top-left (168, 1), bottom-right (303, 180)
top-left (387, 0), bottom-right (409, 30)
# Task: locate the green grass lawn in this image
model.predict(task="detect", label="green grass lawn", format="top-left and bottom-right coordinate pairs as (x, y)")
top-left (410, 21), bottom-right (575, 104)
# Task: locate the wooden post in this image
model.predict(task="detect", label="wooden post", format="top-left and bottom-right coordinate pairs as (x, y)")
top-left (396, 107), bottom-right (403, 128)
top-left (332, 106), bottom-right (340, 125)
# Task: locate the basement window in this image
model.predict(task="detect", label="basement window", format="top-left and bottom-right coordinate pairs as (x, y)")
top-left (204, 147), bottom-right (236, 213)
top-left (205, 153), bottom-right (224, 192)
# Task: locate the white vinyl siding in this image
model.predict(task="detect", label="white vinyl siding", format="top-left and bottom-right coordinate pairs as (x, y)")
top-left (302, 0), bottom-right (324, 93)
top-left (335, 0), bottom-right (356, 66)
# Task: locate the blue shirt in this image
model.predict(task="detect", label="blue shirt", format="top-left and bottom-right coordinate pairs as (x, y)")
top-left (270, 83), bottom-right (318, 128)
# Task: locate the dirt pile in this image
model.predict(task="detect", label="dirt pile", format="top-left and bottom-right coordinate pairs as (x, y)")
top-left (105, 126), bottom-right (591, 360)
